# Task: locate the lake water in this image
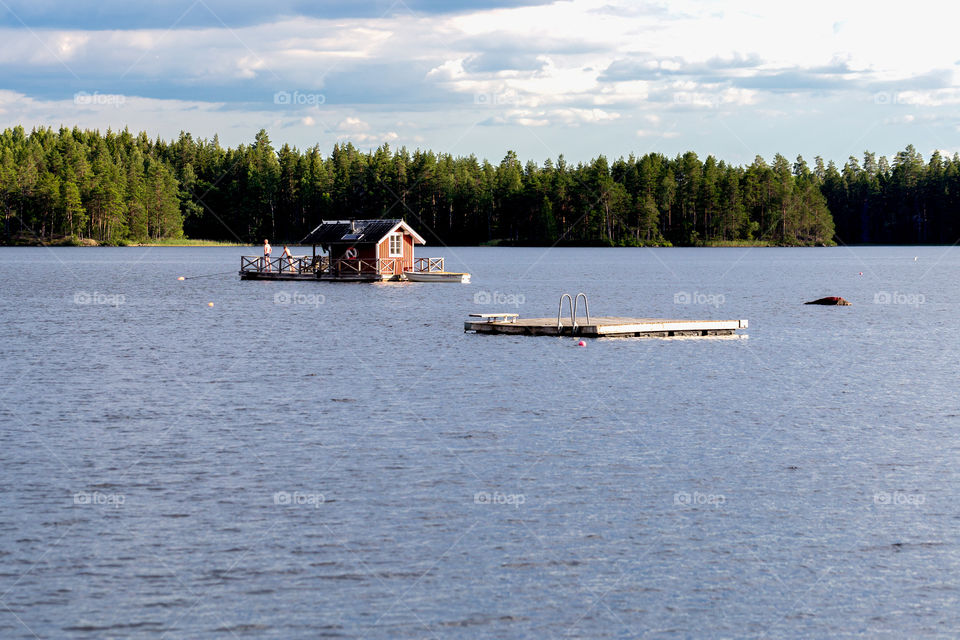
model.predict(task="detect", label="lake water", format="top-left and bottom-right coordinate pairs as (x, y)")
top-left (1, 245), bottom-right (958, 639)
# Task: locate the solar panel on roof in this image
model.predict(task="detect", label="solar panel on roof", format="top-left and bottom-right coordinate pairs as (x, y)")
top-left (300, 219), bottom-right (405, 245)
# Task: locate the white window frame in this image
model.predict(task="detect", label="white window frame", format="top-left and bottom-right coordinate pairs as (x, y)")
top-left (388, 233), bottom-right (403, 257)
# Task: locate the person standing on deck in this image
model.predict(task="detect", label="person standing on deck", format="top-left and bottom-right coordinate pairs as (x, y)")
top-left (263, 239), bottom-right (272, 271)
top-left (281, 245), bottom-right (294, 272)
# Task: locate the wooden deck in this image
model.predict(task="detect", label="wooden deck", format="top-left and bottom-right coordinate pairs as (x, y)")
top-left (465, 316), bottom-right (748, 338)
top-left (239, 255), bottom-right (448, 282)
top-left (239, 255), bottom-right (320, 281)
top-left (240, 270), bottom-right (319, 281)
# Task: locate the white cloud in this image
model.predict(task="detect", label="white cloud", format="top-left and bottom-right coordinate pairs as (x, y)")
top-left (882, 114), bottom-right (915, 125)
top-left (347, 131), bottom-right (399, 143)
top-left (336, 116), bottom-right (371, 132)
top-left (893, 89), bottom-right (960, 108)
top-left (552, 107), bottom-right (620, 125)
top-left (637, 129), bottom-right (679, 139)
top-left (332, 116), bottom-right (398, 143)
top-left (2, 0), bottom-right (959, 161)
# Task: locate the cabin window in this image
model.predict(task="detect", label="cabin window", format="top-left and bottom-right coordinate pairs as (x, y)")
top-left (388, 233), bottom-right (403, 257)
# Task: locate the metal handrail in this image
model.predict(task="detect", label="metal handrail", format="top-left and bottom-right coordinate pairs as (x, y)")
top-left (557, 293), bottom-right (576, 332)
top-left (574, 292), bottom-right (591, 327)
top-left (557, 292), bottom-right (590, 333)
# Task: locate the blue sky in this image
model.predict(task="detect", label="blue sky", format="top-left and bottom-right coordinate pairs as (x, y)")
top-left (0, 0), bottom-right (957, 165)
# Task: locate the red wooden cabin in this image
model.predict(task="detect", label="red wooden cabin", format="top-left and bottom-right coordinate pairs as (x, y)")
top-left (304, 219), bottom-right (427, 280)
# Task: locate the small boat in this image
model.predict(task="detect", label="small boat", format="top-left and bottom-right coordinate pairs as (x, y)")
top-left (402, 271), bottom-right (471, 283)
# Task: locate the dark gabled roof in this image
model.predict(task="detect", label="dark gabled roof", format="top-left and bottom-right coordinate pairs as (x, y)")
top-left (302, 219), bottom-right (426, 245)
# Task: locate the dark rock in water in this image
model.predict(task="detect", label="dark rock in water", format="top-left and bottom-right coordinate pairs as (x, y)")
top-left (805, 296), bottom-right (852, 306)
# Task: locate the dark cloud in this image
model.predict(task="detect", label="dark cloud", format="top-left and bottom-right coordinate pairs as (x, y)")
top-left (455, 34), bottom-right (605, 57)
top-left (598, 54), bottom-right (914, 96)
top-left (319, 63), bottom-right (454, 105)
top-left (598, 53), bottom-right (764, 82)
top-left (463, 52), bottom-right (545, 73)
top-left (588, 3), bottom-right (676, 19)
top-left (731, 70), bottom-right (851, 91)
top-left (702, 53), bottom-right (763, 70)
top-left (1, 71), bottom-right (295, 104)
top-left (0, 56), bottom-right (461, 109)
top-left (0, 0), bottom-right (553, 29)
top-left (868, 70), bottom-right (954, 91)
top-left (601, 52), bottom-right (952, 97)
top-left (734, 68), bottom-right (952, 93)
top-left (598, 56), bottom-right (681, 82)
top-left (807, 61), bottom-right (853, 75)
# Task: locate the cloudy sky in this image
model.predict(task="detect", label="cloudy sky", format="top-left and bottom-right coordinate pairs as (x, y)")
top-left (0, 0), bottom-right (957, 165)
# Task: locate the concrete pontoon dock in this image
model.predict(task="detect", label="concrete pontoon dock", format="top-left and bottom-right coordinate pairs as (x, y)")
top-left (464, 293), bottom-right (748, 338)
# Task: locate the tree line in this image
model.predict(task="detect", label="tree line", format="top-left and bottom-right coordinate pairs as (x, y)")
top-left (1, 125), bottom-right (957, 247)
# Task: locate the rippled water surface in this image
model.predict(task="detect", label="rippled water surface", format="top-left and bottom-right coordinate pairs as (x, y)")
top-left (1, 245), bottom-right (959, 639)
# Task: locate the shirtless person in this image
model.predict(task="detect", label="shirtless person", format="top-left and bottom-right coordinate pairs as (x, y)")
top-left (281, 245), bottom-right (294, 272)
top-left (263, 239), bottom-right (272, 271)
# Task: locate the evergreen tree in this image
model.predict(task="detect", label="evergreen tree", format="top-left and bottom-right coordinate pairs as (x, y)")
top-left (1, 125), bottom-right (955, 248)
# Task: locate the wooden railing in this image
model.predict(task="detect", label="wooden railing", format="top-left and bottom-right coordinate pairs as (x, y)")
top-left (413, 257), bottom-right (444, 272)
top-left (328, 258), bottom-right (400, 275)
top-left (241, 255), bottom-right (445, 277)
top-left (240, 255), bottom-right (318, 274)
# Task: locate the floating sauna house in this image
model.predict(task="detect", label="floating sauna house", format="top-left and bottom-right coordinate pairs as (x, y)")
top-left (240, 219), bottom-right (466, 282)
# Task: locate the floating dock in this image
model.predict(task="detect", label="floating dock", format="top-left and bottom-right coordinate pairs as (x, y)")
top-left (240, 219), bottom-right (470, 283)
top-left (239, 267), bottom-right (318, 281)
top-left (465, 316), bottom-right (748, 338)
top-left (464, 294), bottom-right (748, 338)
top-left (239, 255), bottom-right (458, 282)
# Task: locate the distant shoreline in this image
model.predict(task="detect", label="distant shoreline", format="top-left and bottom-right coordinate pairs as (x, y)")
top-left (0, 236), bottom-right (934, 249)
top-left (1, 239), bottom-right (938, 249)
top-left (0, 238), bottom-right (789, 248)
top-left (0, 235), bottom-right (252, 247)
